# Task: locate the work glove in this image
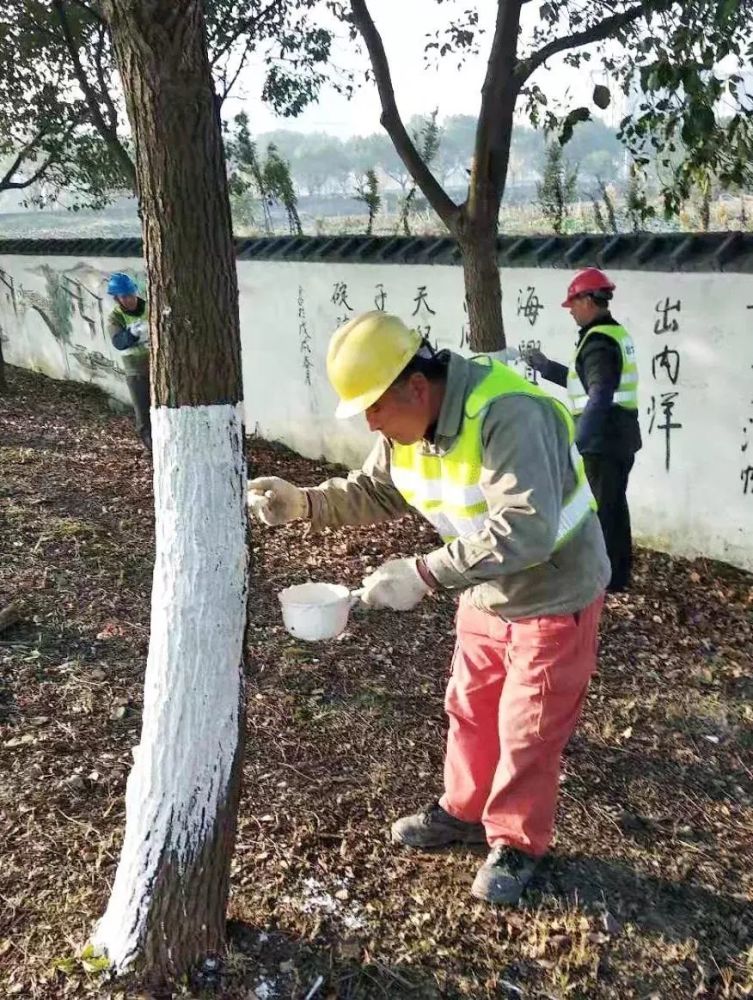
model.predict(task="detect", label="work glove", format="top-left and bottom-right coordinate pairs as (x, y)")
top-left (129, 320), bottom-right (148, 345)
top-left (522, 347), bottom-right (549, 373)
top-left (247, 476), bottom-right (308, 526)
top-left (357, 557), bottom-right (431, 612)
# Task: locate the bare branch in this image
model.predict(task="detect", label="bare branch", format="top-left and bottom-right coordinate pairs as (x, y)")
top-left (349, 0), bottom-right (459, 227)
top-left (517, 1), bottom-right (662, 84)
top-left (52, 0), bottom-right (136, 189)
top-left (219, 42), bottom-right (254, 104)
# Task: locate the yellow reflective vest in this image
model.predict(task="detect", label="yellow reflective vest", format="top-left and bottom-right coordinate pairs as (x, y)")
top-left (567, 324), bottom-right (639, 416)
top-left (390, 357), bottom-right (596, 545)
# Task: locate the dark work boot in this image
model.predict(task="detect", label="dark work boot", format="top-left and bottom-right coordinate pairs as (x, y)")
top-left (471, 845), bottom-right (541, 905)
top-left (391, 801), bottom-right (486, 848)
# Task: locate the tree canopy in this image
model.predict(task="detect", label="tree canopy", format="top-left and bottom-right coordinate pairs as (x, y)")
top-left (336, 0), bottom-right (753, 348)
top-left (0, 0), bottom-right (338, 205)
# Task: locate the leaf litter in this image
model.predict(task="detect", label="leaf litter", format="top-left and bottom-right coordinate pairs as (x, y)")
top-left (1, 365), bottom-right (752, 999)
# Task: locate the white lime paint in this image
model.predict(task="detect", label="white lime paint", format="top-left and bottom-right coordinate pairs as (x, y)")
top-left (91, 402), bottom-right (247, 971)
top-left (1, 254), bottom-right (752, 570)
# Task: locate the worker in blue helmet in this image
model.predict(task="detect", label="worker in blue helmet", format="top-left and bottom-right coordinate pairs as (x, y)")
top-left (106, 272), bottom-right (151, 454)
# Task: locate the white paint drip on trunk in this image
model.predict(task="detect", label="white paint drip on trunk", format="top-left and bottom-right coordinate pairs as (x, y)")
top-left (93, 403), bottom-right (247, 971)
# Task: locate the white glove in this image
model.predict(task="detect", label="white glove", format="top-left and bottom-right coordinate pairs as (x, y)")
top-left (247, 476), bottom-right (308, 526)
top-left (357, 557), bottom-right (431, 611)
top-left (129, 320), bottom-right (148, 344)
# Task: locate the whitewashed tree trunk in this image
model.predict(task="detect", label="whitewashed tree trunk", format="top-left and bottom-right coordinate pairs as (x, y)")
top-left (92, 406), bottom-right (247, 973)
top-left (95, 0), bottom-right (248, 982)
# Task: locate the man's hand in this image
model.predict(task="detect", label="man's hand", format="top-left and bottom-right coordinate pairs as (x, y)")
top-left (130, 320), bottom-right (148, 345)
top-left (247, 476), bottom-right (308, 526)
top-left (522, 347), bottom-right (549, 373)
top-left (357, 557), bottom-right (431, 611)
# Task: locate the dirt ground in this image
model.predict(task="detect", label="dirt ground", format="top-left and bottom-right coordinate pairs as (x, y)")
top-left (1, 365), bottom-right (752, 1000)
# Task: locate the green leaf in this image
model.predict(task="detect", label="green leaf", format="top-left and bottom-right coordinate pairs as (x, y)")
top-left (80, 943), bottom-right (110, 974)
top-left (52, 957), bottom-right (77, 977)
top-left (81, 955), bottom-right (111, 974)
top-left (593, 84), bottom-right (611, 110)
top-left (559, 106), bottom-right (591, 146)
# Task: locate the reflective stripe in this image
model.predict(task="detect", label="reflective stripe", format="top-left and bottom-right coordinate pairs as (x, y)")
top-left (424, 475), bottom-right (595, 546)
top-left (569, 385), bottom-right (638, 414)
top-left (424, 510), bottom-right (488, 541)
top-left (390, 358), bottom-right (596, 552)
top-left (568, 324), bottom-right (639, 415)
top-left (390, 467), bottom-right (485, 507)
top-left (558, 481), bottom-right (595, 539)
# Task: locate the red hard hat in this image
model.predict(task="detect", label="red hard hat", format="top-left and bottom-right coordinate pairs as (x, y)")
top-left (562, 267), bottom-right (615, 307)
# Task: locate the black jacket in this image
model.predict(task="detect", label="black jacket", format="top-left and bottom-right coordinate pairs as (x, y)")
top-left (543, 314), bottom-right (642, 459)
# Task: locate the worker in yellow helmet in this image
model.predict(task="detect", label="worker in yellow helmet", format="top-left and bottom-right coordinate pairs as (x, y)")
top-left (248, 311), bottom-right (610, 907)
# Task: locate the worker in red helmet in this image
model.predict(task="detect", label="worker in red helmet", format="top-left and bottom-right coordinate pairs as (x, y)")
top-left (525, 268), bottom-right (641, 592)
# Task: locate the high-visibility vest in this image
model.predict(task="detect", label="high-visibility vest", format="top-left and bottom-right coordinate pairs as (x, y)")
top-left (567, 323), bottom-right (638, 416)
top-left (111, 302), bottom-right (149, 370)
top-left (390, 357), bottom-right (596, 545)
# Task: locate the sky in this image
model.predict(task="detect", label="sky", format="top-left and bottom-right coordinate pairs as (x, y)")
top-left (231, 1), bottom-right (628, 138)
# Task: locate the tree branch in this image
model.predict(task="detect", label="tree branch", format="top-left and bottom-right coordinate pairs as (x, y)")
top-left (2, 150), bottom-right (61, 192)
top-left (472, 0), bottom-right (524, 209)
top-left (0, 118), bottom-right (81, 192)
top-left (0, 127), bottom-right (50, 191)
top-left (93, 22), bottom-right (119, 131)
top-left (52, 0), bottom-right (136, 190)
top-left (208, 0), bottom-right (284, 69)
top-left (219, 42), bottom-right (254, 104)
top-left (349, 0), bottom-right (459, 227)
top-left (517, 1), bottom-right (661, 84)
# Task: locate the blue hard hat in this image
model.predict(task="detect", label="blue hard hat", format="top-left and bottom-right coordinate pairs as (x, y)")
top-left (107, 272), bottom-right (138, 297)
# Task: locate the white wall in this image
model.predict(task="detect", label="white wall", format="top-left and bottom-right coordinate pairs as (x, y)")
top-left (2, 253), bottom-right (752, 571)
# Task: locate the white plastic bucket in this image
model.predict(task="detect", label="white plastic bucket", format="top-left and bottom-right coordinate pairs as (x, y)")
top-left (278, 582), bottom-right (354, 641)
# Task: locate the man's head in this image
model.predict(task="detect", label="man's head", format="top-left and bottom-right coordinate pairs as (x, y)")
top-left (327, 311), bottom-right (447, 445)
top-left (562, 267), bottom-right (615, 327)
top-left (107, 272), bottom-right (139, 313)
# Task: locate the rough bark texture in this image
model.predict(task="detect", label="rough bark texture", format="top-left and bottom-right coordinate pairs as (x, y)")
top-left (105, 0), bottom-right (242, 407)
top-left (457, 226), bottom-right (505, 353)
top-left (460, 0), bottom-right (522, 352)
top-left (95, 0), bottom-right (247, 984)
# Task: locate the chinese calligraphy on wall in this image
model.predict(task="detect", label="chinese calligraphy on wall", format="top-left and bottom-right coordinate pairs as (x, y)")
top-left (648, 297), bottom-right (683, 471)
top-left (742, 305), bottom-right (753, 495)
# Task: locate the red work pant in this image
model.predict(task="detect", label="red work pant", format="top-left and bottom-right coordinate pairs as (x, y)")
top-left (439, 595), bottom-right (604, 857)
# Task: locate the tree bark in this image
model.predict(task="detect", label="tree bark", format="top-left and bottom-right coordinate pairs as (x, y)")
top-left (457, 224), bottom-right (505, 353)
top-left (93, 0), bottom-right (247, 984)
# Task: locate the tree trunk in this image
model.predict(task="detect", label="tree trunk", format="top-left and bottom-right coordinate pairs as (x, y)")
top-left (458, 221), bottom-right (506, 352)
top-left (94, 0), bottom-right (247, 984)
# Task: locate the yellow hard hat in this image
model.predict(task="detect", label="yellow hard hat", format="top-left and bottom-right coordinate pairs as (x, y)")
top-left (327, 311), bottom-right (422, 419)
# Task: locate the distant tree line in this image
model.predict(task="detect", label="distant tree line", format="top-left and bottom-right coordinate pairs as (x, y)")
top-left (243, 113), bottom-right (625, 200)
